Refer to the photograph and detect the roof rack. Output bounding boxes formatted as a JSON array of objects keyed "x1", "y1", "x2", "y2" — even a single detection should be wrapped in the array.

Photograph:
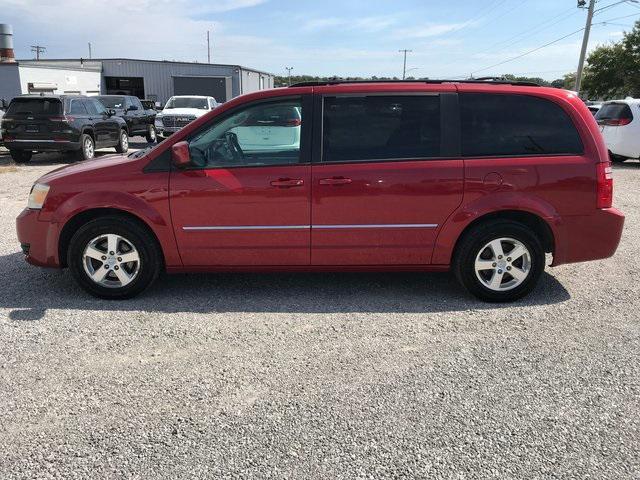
[{"x1": 289, "y1": 78, "x2": 541, "y2": 87}]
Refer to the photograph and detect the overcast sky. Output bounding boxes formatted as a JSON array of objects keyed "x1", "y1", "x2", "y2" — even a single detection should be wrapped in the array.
[{"x1": 3, "y1": 0, "x2": 639, "y2": 80}]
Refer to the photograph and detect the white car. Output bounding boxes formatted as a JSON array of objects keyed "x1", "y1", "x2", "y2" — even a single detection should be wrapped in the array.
[
  {"x1": 156, "y1": 95, "x2": 219, "y2": 140},
  {"x1": 229, "y1": 104, "x2": 301, "y2": 152},
  {"x1": 596, "y1": 98, "x2": 640, "y2": 162}
]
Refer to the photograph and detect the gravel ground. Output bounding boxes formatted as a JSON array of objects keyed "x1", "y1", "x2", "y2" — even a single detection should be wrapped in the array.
[{"x1": 0, "y1": 144, "x2": 638, "y2": 479}]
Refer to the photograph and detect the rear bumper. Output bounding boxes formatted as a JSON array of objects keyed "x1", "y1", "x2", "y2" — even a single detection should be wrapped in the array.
[
  {"x1": 552, "y1": 208, "x2": 625, "y2": 266},
  {"x1": 4, "y1": 139, "x2": 80, "y2": 152},
  {"x1": 16, "y1": 208, "x2": 60, "y2": 268}
]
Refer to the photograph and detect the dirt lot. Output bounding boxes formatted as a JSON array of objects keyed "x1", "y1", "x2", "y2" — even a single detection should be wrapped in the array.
[{"x1": 0, "y1": 145, "x2": 638, "y2": 479}]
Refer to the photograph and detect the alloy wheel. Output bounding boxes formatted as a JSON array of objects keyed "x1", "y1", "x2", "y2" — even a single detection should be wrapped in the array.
[
  {"x1": 474, "y1": 237, "x2": 532, "y2": 291},
  {"x1": 82, "y1": 234, "x2": 140, "y2": 288}
]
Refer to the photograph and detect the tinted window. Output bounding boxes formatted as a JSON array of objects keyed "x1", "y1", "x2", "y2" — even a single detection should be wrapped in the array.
[
  {"x1": 188, "y1": 99, "x2": 302, "y2": 168},
  {"x1": 7, "y1": 98, "x2": 62, "y2": 115},
  {"x1": 97, "y1": 96, "x2": 126, "y2": 109},
  {"x1": 323, "y1": 95, "x2": 440, "y2": 162},
  {"x1": 69, "y1": 99, "x2": 87, "y2": 115},
  {"x1": 595, "y1": 103, "x2": 633, "y2": 121},
  {"x1": 461, "y1": 93, "x2": 583, "y2": 157}
]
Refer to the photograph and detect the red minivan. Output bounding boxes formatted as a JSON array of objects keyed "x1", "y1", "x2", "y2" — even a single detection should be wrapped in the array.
[{"x1": 16, "y1": 80, "x2": 625, "y2": 302}]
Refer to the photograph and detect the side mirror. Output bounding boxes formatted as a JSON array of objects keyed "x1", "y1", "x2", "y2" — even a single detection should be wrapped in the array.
[
  {"x1": 127, "y1": 105, "x2": 139, "y2": 111},
  {"x1": 171, "y1": 141, "x2": 191, "y2": 168},
  {"x1": 107, "y1": 109, "x2": 116, "y2": 117}
]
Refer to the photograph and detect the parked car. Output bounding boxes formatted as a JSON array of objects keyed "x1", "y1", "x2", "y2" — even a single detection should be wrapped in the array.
[
  {"x1": 156, "y1": 95, "x2": 218, "y2": 140},
  {"x1": 96, "y1": 95, "x2": 157, "y2": 143},
  {"x1": 587, "y1": 104, "x2": 602, "y2": 116},
  {"x1": 595, "y1": 98, "x2": 640, "y2": 162},
  {"x1": 2, "y1": 95, "x2": 129, "y2": 162},
  {"x1": 16, "y1": 80, "x2": 624, "y2": 302}
]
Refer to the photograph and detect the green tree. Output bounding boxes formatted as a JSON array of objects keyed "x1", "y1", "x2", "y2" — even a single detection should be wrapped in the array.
[{"x1": 582, "y1": 20, "x2": 640, "y2": 99}]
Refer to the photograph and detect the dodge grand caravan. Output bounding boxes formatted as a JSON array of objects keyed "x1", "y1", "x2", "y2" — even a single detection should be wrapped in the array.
[{"x1": 16, "y1": 80, "x2": 625, "y2": 302}]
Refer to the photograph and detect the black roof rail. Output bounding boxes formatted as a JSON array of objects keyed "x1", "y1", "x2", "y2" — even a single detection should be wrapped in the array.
[{"x1": 289, "y1": 78, "x2": 541, "y2": 87}]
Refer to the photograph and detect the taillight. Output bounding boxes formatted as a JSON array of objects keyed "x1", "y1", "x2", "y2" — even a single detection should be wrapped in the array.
[
  {"x1": 596, "y1": 162, "x2": 613, "y2": 209},
  {"x1": 285, "y1": 118, "x2": 302, "y2": 126},
  {"x1": 600, "y1": 118, "x2": 632, "y2": 126}
]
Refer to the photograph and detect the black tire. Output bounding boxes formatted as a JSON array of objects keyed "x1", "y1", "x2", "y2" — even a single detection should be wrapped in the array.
[
  {"x1": 76, "y1": 133, "x2": 95, "y2": 161},
  {"x1": 67, "y1": 216, "x2": 162, "y2": 299},
  {"x1": 146, "y1": 125, "x2": 157, "y2": 143},
  {"x1": 9, "y1": 149, "x2": 32, "y2": 163},
  {"x1": 115, "y1": 129, "x2": 129, "y2": 154},
  {"x1": 453, "y1": 220, "x2": 545, "y2": 302}
]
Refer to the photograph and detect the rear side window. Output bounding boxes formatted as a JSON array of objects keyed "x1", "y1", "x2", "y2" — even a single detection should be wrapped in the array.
[
  {"x1": 7, "y1": 98, "x2": 62, "y2": 115},
  {"x1": 461, "y1": 93, "x2": 583, "y2": 157},
  {"x1": 322, "y1": 95, "x2": 441, "y2": 162},
  {"x1": 69, "y1": 99, "x2": 87, "y2": 115},
  {"x1": 595, "y1": 103, "x2": 633, "y2": 122}
]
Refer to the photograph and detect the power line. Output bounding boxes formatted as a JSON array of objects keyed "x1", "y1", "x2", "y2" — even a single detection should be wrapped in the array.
[{"x1": 466, "y1": 27, "x2": 586, "y2": 76}]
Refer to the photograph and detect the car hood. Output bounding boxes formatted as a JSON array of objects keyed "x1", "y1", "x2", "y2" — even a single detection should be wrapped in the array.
[
  {"x1": 38, "y1": 154, "x2": 137, "y2": 185},
  {"x1": 160, "y1": 108, "x2": 208, "y2": 117}
]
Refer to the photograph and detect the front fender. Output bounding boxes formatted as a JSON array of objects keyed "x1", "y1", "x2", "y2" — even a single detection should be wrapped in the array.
[
  {"x1": 46, "y1": 190, "x2": 182, "y2": 268},
  {"x1": 431, "y1": 191, "x2": 562, "y2": 265}
]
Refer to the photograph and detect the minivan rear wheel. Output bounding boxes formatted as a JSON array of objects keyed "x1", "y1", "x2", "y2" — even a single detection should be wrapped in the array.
[
  {"x1": 454, "y1": 220, "x2": 545, "y2": 302},
  {"x1": 9, "y1": 149, "x2": 32, "y2": 163},
  {"x1": 67, "y1": 216, "x2": 162, "y2": 299}
]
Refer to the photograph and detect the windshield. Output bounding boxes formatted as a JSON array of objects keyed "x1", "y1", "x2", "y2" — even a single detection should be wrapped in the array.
[
  {"x1": 97, "y1": 96, "x2": 127, "y2": 109},
  {"x1": 7, "y1": 98, "x2": 62, "y2": 115},
  {"x1": 165, "y1": 97, "x2": 208, "y2": 109}
]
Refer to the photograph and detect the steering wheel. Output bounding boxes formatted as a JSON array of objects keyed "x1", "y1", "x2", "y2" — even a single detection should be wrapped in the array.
[{"x1": 224, "y1": 131, "x2": 245, "y2": 164}]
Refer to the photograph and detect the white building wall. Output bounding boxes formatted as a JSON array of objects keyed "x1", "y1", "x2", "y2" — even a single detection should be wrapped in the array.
[{"x1": 17, "y1": 65, "x2": 101, "y2": 95}]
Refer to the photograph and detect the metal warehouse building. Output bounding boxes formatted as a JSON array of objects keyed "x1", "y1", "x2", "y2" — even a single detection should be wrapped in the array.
[{"x1": 0, "y1": 58, "x2": 274, "y2": 104}]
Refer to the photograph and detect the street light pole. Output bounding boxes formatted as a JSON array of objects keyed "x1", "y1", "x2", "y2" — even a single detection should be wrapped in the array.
[
  {"x1": 575, "y1": 0, "x2": 595, "y2": 94},
  {"x1": 285, "y1": 66, "x2": 293, "y2": 86},
  {"x1": 399, "y1": 49, "x2": 412, "y2": 80}
]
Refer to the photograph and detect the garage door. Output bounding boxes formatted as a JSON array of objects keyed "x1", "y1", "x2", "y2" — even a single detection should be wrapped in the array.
[{"x1": 172, "y1": 76, "x2": 230, "y2": 102}]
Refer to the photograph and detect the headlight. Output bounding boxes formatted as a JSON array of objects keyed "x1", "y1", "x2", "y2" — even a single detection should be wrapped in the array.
[{"x1": 27, "y1": 183, "x2": 50, "y2": 210}]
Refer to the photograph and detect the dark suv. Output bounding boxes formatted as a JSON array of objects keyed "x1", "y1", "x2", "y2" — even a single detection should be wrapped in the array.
[
  {"x1": 2, "y1": 95, "x2": 129, "y2": 162},
  {"x1": 96, "y1": 95, "x2": 157, "y2": 143}
]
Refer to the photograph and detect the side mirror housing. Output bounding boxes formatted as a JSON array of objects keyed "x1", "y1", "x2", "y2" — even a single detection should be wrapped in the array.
[
  {"x1": 171, "y1": 141, "x2": 191, "y2": 168},
  {"x1": 127, "y1": 105, "x2": 139, "y2": 111},
  {"x1": 107, "y1": 109, "x2": 116, "y2": 117}
]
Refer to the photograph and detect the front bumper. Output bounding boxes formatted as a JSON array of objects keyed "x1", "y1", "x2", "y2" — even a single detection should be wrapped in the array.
[
  {"x1": 4, "y1": 139, "x2": 80, "y2": 152},
  {"x1": 16, "y1": 208, "x2": 60, "y2": 268},
  {"x1": 552, "y1": 207, "x2": 625, "y2": 266}
]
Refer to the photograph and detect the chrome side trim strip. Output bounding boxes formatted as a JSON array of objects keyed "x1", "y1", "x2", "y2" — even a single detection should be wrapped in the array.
[
  {"x1": 183, "y1": 225, "x2": 310, "y2": 231},
  {"x1": 314, "y1": 224, "x2": 438, "y2": 229},
  {"x1": 6, "y1": 139, "x2": 69, "y2": 143},
  {"x1": 182, "y1": 224, "x2": 438, "y2": 231}
]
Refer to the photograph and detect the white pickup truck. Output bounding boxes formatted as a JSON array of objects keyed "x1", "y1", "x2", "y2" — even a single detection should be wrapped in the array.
[{"x1": 155, "y1": 95, "x2": 219, "y2": 140}]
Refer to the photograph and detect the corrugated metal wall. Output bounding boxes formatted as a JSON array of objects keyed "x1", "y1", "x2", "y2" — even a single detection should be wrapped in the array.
[{"x1": 101, "y1": 60, "x2": 272, "y2": 103}]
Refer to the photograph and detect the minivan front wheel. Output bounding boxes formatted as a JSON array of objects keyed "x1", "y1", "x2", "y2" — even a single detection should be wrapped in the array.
[
  {"x1": 67, "y1": 216, "x2": 162, "y2": 299},
  {"x1": 454, "y1": 220, "x2": 545, "y2": 302}
]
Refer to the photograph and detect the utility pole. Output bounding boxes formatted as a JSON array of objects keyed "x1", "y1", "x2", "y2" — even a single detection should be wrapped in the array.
[
  {"x1": 285, "y1": 66, "x2": 293, "y2": 86},
  {"x1": 207, "y1": 30, "x2": 211, "y2": 63},
  {"x1": 30, "y1": 44, "x2": 46, "y2": 60},
  {"x1": 575, "y1": 0, "x2": 595, "y2": 94},
  {"x1": 88, "y1": 42, "x2": 92, "y2": 59},
  {"x1": 399, "y1": 49, "x2": 412, "y2": 80}
]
